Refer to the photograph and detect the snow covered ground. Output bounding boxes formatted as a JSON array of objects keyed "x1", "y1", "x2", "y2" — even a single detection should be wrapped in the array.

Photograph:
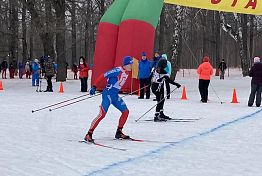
[{"x1": 0, "y1": 69, "x2": 261, "y2": 176}]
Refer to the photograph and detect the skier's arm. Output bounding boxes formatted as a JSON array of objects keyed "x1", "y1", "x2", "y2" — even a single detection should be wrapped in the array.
[
  {"x1": 93, "y1": 67, "x2": 121, "y2": 87},
  {"x1": 165, "y1": 76, "x2": 181, "y2": 88},
  {"x1": 90, "y1": 73, "x2": 105, "y2": 95},
  {"x1": 92, "y1": 74, "x2": 105, "y2": 88}
]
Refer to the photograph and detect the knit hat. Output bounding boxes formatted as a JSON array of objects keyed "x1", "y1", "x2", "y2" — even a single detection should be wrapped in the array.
[
  {"x1": 161, "y1": 54, "x2": 168, "y2": 60},
  {"x1": 141, "y1": 52, "x2": 146, "y2": 56},
  {"x1": 203, "y1": 56, "x2": 210, "y2": 62},
  {"x1": 157, "y1": 59, "x2": 167, "y2": 69},
  {"x1": 123, "y1": 56, "x2": 133, "y2": 66},
  {"x1": 254, "y1": 57, "x2": 260, "y2": 63}
]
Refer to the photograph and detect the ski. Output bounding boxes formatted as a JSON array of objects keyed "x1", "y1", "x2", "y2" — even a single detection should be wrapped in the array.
[
  {"x1": 138, "y1": 118, "x2": 201, "y2": 122},
  {"x1": 108, "y1": 138, "x2": 175, "y2": 144},
  {"x1": 78, "y1": 140, "x2": 127, "y2": 151},
  {"x1": 114, "y1": 138, "x2": 144, "y2": 142}
]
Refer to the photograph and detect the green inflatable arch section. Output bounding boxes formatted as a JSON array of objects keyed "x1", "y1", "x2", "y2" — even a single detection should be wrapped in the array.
[
  {"x1": 121, "y1": 0, "x2": 164, "y2": 28},
  {"x1": 100, "y1": 0, "x2": 130, "y2": 25}
]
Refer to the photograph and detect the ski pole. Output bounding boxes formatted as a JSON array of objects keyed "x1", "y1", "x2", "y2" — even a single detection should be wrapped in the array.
[
  {"x1": 49, "y1": 93, "x2": 102, "y2": 112},
  {"x1": 33, "y1": 84, "x2": 150, "y2": 113},
  {"x1": 32, "y1": 91, "x2": 91, "y2": 113},
  {"x1": 135, "y1": 87, "x2": 179, "y2": 122},
  {"x1": 210, "y1": 84, "x2": 224, "y2": 104},
  {"x1": 121, "y1": 84, "x2": 151, "y2": 98}
]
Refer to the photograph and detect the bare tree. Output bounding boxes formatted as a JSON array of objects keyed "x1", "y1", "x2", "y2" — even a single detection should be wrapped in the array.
[
  {"x1": 9, "y1": 0, "x2": 19, "y2": 62},
  {"x1": 53, "y1": 0, "x2": 66, "y2": 81},
  {"x1": 22, "y1": 2, "x2": 28, "y2": 63}
]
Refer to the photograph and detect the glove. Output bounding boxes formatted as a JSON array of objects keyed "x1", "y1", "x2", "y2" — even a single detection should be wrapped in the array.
[
  {"x1": 157, "y1": 76, "x2": 168, "y2": 82},
  {"x1": 175, "y1": 83, "x2": 181, "y2": 88},
  {"x1": 89, "y1": 86, "x2": 96, "y2": 95}
]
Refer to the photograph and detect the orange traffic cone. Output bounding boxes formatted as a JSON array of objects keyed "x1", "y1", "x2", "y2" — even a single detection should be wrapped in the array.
[
  {"x1": 59, "y1": 82, "x2": 64, "y2": 93},
  {"x1": 0, "y1": 80, "x2": 3, "y2": 90},
  {"x1": 181, "y1": 86, "x2": 187, "y2": 100},
  {"x1": 231, "y1": 88, "x2": 239, "y2": 103}
]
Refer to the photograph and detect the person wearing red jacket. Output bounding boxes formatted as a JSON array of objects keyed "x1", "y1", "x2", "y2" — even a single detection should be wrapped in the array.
[
  {"x1": 79, "y1": 56, "x2": 89, "y2": 92},
  {"x1": 197, "y1": 56, "x2": 214, "y2": 103}
]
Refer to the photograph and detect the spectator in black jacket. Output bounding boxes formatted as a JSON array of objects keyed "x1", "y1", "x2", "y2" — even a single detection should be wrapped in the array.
[
  {"x1": 1, "y1": 59, "x2": 8, "y2": 79},
  {"x1": 248, "y1": 57, "x2": 262, "y2": 107},
  {"x1": 9, "y1": 61, "x2": 15, "y2": 79},
  {"x1": 218, "y1": 59, "x2": 227, "y2": 80},
  {"x1": 44, "y1": 56, "x2": 55, "y2": 92}
]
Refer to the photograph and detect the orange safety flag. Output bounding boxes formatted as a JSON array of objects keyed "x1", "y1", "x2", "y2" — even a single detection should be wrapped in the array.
[
  {"x1": 132, "y1": 57, "x2": 139, "y2": 79},
  {"x1": 164, "y1": 0, "x2": 262, "y2": 15}
]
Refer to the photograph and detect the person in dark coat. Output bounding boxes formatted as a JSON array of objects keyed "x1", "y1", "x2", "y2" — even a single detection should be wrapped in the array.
[
  {"x1": 1, "y1": 59, "x2": 8, "y2": 79},
  {"x1": 138, "y1": 52, "x2": 152, "y2": 99},
  {"x1": 12, "y1": 59, "x2": 18, "y2": 76},
  {"x1": 44, "y1": 55, "x2": 55, "y2": 92},
  {"x1": 72, "y1": 63, "x2": 78, "y2": 80},
  {"x1": 218, "y1": 59, "x2": 227, "y2": 80},
  {"x1": 9, "y1": 61, "x2": 15, "y2": 79},
  {"x1": 18, "y1": 62, "x2": 25, "y2": 79},
  {"x1": 248, "y1": 57, "x2": 262, "y2": 107}
]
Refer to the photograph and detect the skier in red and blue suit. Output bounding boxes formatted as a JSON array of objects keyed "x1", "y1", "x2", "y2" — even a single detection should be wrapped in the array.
[{"x1": 84, "y1": 56, "x2": 133, "y2": 142}]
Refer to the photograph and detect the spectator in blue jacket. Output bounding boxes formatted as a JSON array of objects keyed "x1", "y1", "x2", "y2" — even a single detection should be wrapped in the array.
[
  {"x1": 32, "y1": 59, "x2": 40, "y2": 86},
  {"x1": 138, "y1": 52, "x2": 152, "y2": 99},
  {"x1": 18, "y1": 62, "x2": 25, "y2": 79},
  {"x1": 162, "y1": 54, "x2": 172, "y2": 99}
]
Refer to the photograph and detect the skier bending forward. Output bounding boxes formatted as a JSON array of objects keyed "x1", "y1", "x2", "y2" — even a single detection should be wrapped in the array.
[
  {"x1": 84, "y1": 56, "x2": 133, "y2": 142},
  {"x1": 151, "y1": 59, "x2": 181, "y2": 122}
]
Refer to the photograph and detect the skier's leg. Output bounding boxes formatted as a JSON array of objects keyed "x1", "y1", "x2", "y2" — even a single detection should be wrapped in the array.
[
  {"x1": 112, "y1": 95, "x2": 130, "y2": 139},
  {"x1": 113, "y1": 95, "x2": 128, "y2": 128},
  {"x1": 88, "y1": 92, "x2": 111, "y2": 133},
  {"x1": 165, "y1": 79, "x2": 170, "y2": 99},
  {"x1": 85, "y1": 92, "x2": 111, "y2": 142}
]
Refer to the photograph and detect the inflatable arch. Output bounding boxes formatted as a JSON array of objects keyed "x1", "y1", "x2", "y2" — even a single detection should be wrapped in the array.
[{"x1": 92, "y1": 0, "x2": 261, "y2": 93}]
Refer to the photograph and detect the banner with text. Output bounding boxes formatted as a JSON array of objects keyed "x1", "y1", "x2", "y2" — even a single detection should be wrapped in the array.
[{"x1": 164, "y1": 0, "x2": 261, "y2": 15}]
